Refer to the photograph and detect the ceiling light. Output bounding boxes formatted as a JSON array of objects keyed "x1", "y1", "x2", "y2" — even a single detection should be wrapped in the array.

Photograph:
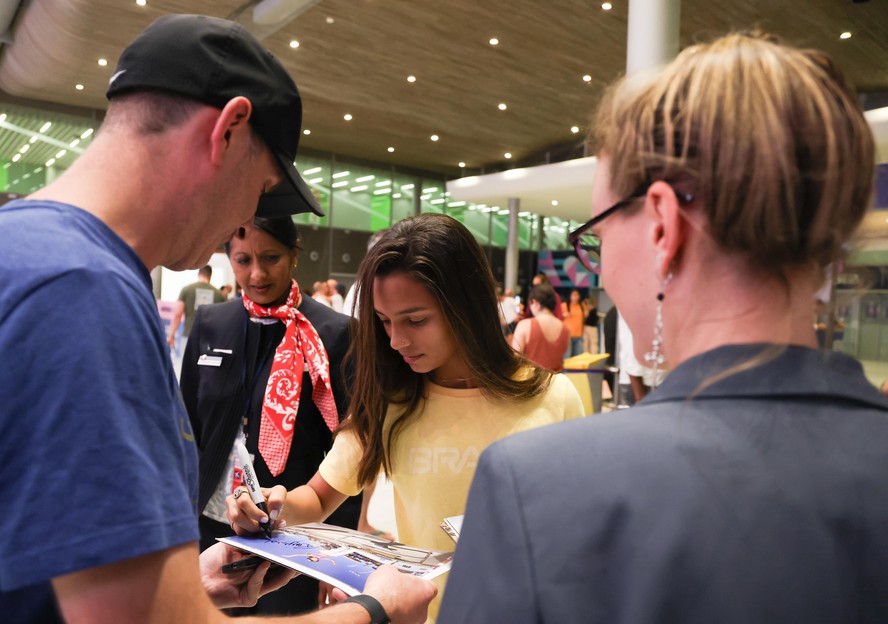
[
  {"x1": 498, "y1": 103, "x2": 507, "y2": 111},
  {"x1": 56, "y1": 150, "x2": 67, "y2": 159},
  {"x1": 28, "y1": 136, "x2": 38, "y2": 144},
  {"x1": 601, "y1": 2, "x2": 613, "y2": 10},
  {"x1": 387, "y1": 147, "x2": 395, "y2": 153},
  {"x1": 420, "y1": 194, "x2": 431, "y2": 200},
  {"x1": 458, "y1": 162, "x2": 466, "y2": 168},
  {"x1": 571, "y1": 126, "x2": 580, "y2": 133},
  {"x1": 448, "y1": 201, "x2": 466, "y2": 208},
  {"x1": 423, "y1": 187, "x2": 439, "y2": 193},
  {"x1": 407, "y1": 75, "x2": 416, "y2": 83},
  {"x1": 840, "y1": 31, "x2": 852, "y2": 39},
  {"x1": 356, "y1": 175, "x2": 375, "y2": 182},
  {"x1": 489, "y1": 37, "x2": 499, "y2": 45},
  {"x1": 75, "y1": 84, "x2": 84, "y2": 90},
  {"x1": 308, "y1": 177, "x2": 323, "y2": 184},
  {"x1": 0, "y1": 114, "x2": 5, "y2": 122},
  {"x1": 375, "y1": 180, "x2": 392, "y2": 187},
  {"x1": 289, "y1": 40, "x2": 300, "y2": 48},
  {"x1": 431, "y1": 199, "x2": 446, "y2": 205},
  {"x1": 46, "y1": 158, "x2": 55, "y2": 167},
  {"x1": 332, "y1": 181, "x2": 348, "y2": 188},
  {"x1": 392, "y1": 193, "x2": 402, "y2": 199},
  {"x1": 12, "y1": 153, "x2": 20, "y2": 162},
  {"x1": 39, "y1": 122, "x2": 51, "y2": 133},
  {"x1": 81, "y1": 129, "x2": 94, "y2": 139},
  {"x1": 303, "y1": 129, "x2": 311, "y2": 135},
  {"x1": 19, "y1": 144, "x2": 29, "y2": 153},
  {"x1": 551, "y1": 200, "x2": 559, "y2": 206},
  {"x1": 326, "y1": 16, "x2": 335, "y2": 24},
  {"x1": 135, "y1": 0, "x2": 146, "y2": 5},
  {"x1": 303, "y1": 167, "x2": 322, "y2": 175},
  {"x1": 98, "y1": 58, "x2": 108, "y2": 66},
  {"x1": 504, "y1": 152, "x2": 512, "y2": 159},
  {"x1": 350, "y1": 185, "x2": 368, "y2": 192},
  {"x1": 583, "y1": 74, "x2": 592, "y2": 82},
  {"x1": 373, "y1": 188, "x2": 392, "y2": 195},
  {"x1": 401, "y1": 184, "x2": 414, "y2": 190},
  {"x1": 332, "y1": 171, "x2": 350, "y2": 178},
  {"x1": 430, "y1": 134, "x2": 439, "y2": 141},
  {"x1": 497, "y1": 209, "x2": 510, "y2": 215},
  {"x1": 343, "y1": 114, "x2": 353, "y2": 121}
]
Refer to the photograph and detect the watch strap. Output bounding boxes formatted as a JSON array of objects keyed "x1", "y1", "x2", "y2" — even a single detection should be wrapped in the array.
[{"x1": 342, "y1": 594, "x2": 391, "y2": 624}]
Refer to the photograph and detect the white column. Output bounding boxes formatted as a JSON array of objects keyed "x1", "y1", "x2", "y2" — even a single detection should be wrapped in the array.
[
  {"x1": 505, "y1": 198, "x2": 520, "y2": 292},
  {"x1": 626, "y1": 0, "x2": 681, "y2": 75}
]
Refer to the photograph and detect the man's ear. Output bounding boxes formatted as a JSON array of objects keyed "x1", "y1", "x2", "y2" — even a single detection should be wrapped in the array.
[
  {"x1": 209, "y1": 96, "x2": 253, "y2": 167},
  {"x1": 647, "y1": 180, "x2": 686, "y2": 279}
]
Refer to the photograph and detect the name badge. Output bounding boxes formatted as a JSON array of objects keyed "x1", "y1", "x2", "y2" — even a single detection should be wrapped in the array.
[{"x1": 198, "y1": 354, "x2": 223, "y2": 367}]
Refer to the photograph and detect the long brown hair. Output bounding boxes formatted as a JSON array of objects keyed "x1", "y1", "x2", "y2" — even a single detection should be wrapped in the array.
[{"x1": 342, "y1": 213, "x2": 552, "y2": 486}]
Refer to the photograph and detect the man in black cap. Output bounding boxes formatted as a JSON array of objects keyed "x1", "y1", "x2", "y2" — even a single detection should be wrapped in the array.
[{"x1": 0, "y1": 14, "x2": 434, "y2": 624}]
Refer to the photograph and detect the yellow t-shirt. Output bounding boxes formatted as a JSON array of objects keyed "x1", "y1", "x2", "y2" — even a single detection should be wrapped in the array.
[{"x1": 319, "y1": 372, "x2": 585, "y2": 620}]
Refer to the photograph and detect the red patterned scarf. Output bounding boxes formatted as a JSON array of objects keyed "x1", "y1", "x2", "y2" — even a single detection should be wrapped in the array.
[{"x1": 242, "y1": 280, "x2": 339, "y2": 476}]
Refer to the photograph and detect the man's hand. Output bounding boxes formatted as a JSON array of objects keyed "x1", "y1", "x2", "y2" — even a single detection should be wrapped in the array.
[
  {"x1": 199, "y1": 542, "x2": 296, "y2": 608},
  {"x1": 331, "y1": 565, "x2": 437, "y2": 624}
]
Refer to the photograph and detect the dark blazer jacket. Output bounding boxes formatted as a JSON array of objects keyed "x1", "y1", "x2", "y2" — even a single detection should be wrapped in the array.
[
  {"x1": 180, "y1": 295, "x2": 360, "y2": 524},
  {"x1": 440, "y1": 345, "x2": 888, "y2": 624}
]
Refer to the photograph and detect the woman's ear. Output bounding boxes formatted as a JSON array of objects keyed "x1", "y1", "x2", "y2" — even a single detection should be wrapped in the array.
[{"x1": 647, "y1": 181, "x2": 686, "y2": 279}]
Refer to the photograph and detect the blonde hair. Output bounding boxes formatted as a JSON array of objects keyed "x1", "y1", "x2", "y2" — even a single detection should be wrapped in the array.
[{"x1": 595, "y1": 33, "x2": 875, "y2": 274}]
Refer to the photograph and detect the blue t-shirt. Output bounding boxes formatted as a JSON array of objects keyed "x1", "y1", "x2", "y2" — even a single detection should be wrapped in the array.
[{"x1": 0, "y1": 200, "x2": 199, "y2": 621}]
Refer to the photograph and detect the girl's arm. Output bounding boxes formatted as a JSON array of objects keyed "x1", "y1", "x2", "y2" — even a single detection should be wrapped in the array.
[
  {"x1": 226, "y1": 471, "x2": 349, "y2": 535},
  {"x1": 511, "y1": 320, "x2": 529, "y2": 353}
]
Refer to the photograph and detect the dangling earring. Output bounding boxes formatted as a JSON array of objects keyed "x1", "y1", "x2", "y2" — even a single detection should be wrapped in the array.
[{"x1": 644, "y1": 271, "x2": 672, "y2": 384}]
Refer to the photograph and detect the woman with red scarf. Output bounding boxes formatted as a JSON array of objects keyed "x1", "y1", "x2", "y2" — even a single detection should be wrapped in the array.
[{"x1": 179, "y1": 216, "x2": 362, "y2": 616}]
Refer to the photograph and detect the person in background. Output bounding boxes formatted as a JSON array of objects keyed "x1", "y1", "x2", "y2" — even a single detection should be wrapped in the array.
[
  {"x1": 311, "y1": 280, "x2": 332, "y2": 307},
  {"x1": 220, "y1": 284, "x2": 233, "y2": 300},
  {"x1": 560, "y1": 288, "x2": 586, "y2": 357},
  {"x1": 583, "y1": 295, "x2": 599, "y2": 354},
  {"x1": 440, "y1": 32, "x2": 888, "y2": 623},
  {"x1": 343, "y1": 229, "x2": 388, "y2": 318},
  {"x1": 531, "y1": 272, "x2": 564, "y2": 319},
  {"x1": 168, "y1": 264, "x2": 225, "y2": 348},
  {"x1": 511, "y1": 283, "x2": 570, "y2": 371},
  {"x1": 497, "y1": 287, "x2": 521, "y2": 337},
  {"x1": 180, "y1": 216, "x2": 364, "y2": 616},
  {"x1": 228, "y1": 214, "x2": 585, "y2": 622},
  {"x1": 327, "y1": 278, "x2": 345, "y2": 313},
  {"x1": 0, "y1": 14, "x2": 435, "y2": 624}
]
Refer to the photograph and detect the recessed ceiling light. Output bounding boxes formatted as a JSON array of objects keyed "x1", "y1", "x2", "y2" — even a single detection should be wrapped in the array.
[
  {"x1": 407, "y1": 75, "x2": 417, "y2": 83},
  {"x1": 583, "y1": 74, "x2": 592, "y2": 82},
  {"x1": 601, "y1": 2, "x2": 613, "y2": 10},
  {"x1": 551, "y1": 200, "x2": 559, "y2": 206},
  {"x1": 40, "y1": 122, "x2": 51, "y2": 132},
  {"x1": 75, "y1": 84, "x2": 84, "y2": 90},
  {"x1": 387, "y1": 147, "x2": 395, "y2": 153},
  {"x1": 98, "y1": 58, "x2": 108, "y2": 66},
  {"x1": 289, "y1": 40, "x2": 300, "y2": 49},
  {"x1": 571, "y1": 126, "x2": 580, "y2": 133},
  {"x1": 504, "y1": 152, "x2": 512, "y2": 159},
  {"x1": 840, "y1": 31, "x2": 852, "y2": 40},
  {"x1": 489, "y1": 37, "x2": 499, "y2": 46},
  {"x1": 326, "y1": 16, "x2": 335, "y2": 24},
  {"x1": 343, "y1": 114, "x2": 353, "y2": 121},
  {"x1": 303, "y1": 129, "x2": 311, "y2": 135},
  {"x1": 135, "y1": 0, "x2": 146, "y2": 6},
  {"x1": 498, "y1": 103, "x2": 507, "y2": 111},
  {"x1": 458, "y1": 161, "x2": 466, "y2": 168},
  {"x1": 430, "y1": 134, "x2": 439, "y2": 142}
]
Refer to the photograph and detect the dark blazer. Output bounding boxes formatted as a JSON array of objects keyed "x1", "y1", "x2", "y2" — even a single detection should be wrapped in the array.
[
  {"x1": 180, "y1": 294, "x2": 360, "y2": 522},
  {"x1": 440, "y1": 345, "x2": 888, "y2": 624}
]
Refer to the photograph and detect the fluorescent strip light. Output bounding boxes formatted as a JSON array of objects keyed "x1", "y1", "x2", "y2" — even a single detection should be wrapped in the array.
[
  {"x1": 303, "y1": 166, "x2": 322, "y2": 175},
  {"x1": 332, "y1": 181, "x2": 348, "y2": 188},
  {"x1": 355, "y1": 175, "x2": 375, "y2": 182},
  {"x1": 332, "y1": 171, "x2": 350, "y2": 178},
  {"x1": 350, "y1": 185, "x2": 368, "y2": 192}
]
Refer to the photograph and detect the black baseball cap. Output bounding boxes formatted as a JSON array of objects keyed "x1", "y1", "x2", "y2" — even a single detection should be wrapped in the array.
[{"x1": 106, "y1": 14, "x2": 323, "y2": 217}]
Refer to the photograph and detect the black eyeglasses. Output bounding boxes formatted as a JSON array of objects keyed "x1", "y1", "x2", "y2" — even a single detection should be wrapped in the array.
[{"x1": 568, "y1": 183, "x2": 693, "y2": 273}]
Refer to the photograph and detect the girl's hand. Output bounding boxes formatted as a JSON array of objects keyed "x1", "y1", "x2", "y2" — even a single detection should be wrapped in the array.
[{"x1": 225, "y1": 484, "x2": 288, "y2": 535}]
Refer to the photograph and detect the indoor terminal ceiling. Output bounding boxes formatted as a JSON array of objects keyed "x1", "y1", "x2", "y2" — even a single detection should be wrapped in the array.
[{"x1": 0, "y1": 0, "x2": 886, "y2": 178}]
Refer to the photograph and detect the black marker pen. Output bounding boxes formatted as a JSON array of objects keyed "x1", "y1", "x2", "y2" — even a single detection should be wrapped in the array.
[{"x1": 235, "y1": 441, "x2": 274, "y2": 539}]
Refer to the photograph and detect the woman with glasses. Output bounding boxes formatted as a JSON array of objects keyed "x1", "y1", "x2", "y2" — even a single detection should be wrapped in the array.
[{"x1": 439, "y1": 33, "x2": 888, "y2": 623}]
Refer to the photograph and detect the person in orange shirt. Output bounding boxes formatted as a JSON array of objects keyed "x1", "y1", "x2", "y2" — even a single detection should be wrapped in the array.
[{"x1": 561, "y1": 289, "x2": 587, "y2": 357}]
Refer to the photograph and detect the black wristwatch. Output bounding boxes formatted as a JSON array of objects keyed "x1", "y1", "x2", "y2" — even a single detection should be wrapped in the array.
[{"x1": 342, "y1": 594, "x2": 391, "y2": 624}]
